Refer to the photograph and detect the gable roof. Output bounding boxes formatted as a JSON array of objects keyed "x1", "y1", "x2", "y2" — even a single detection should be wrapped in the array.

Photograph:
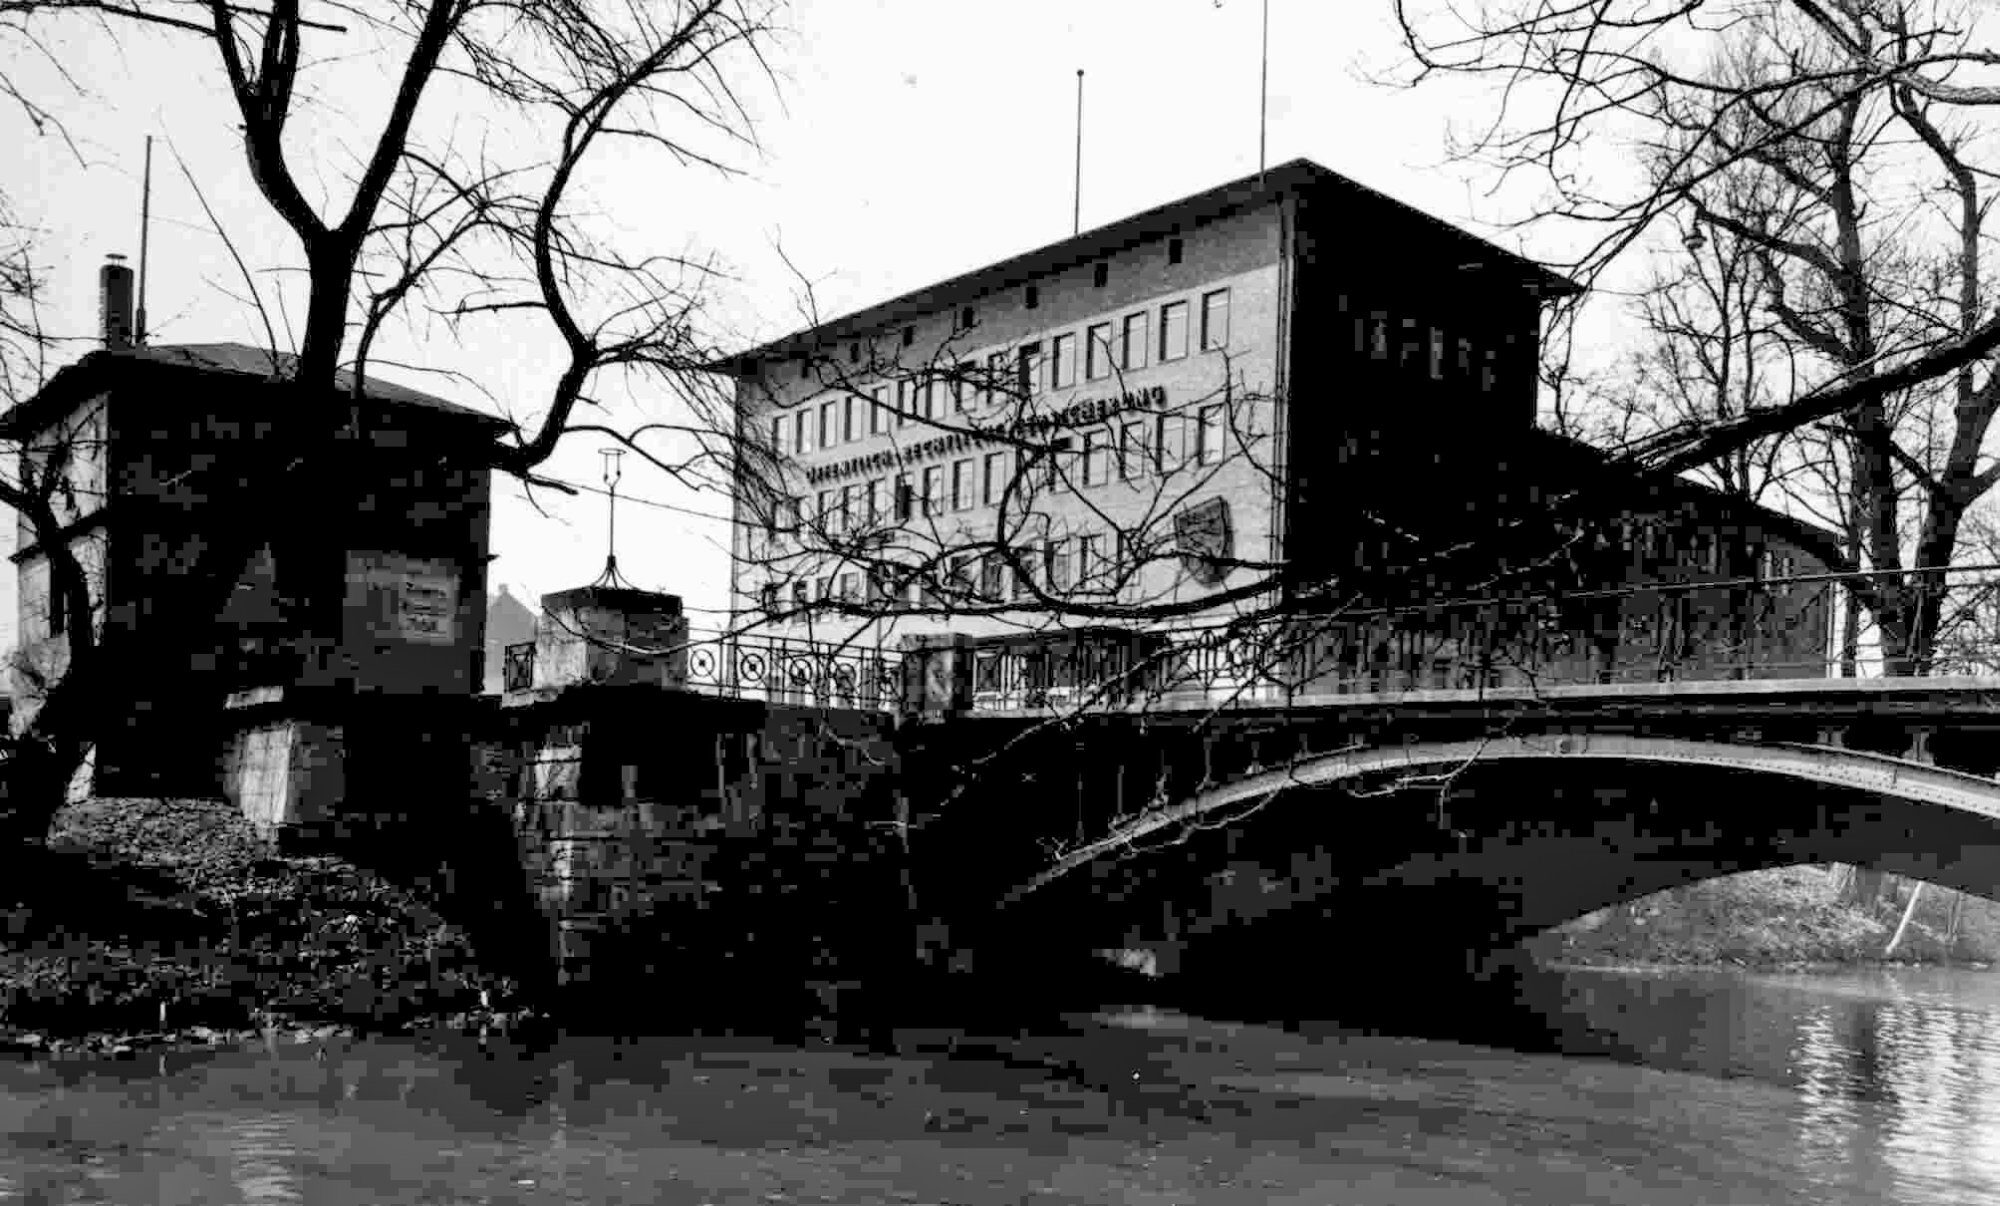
[
  {"x1": 0, "y1": 342, "x2": 513, "y2": 439},
  {"x1": 710, "y1": 157, "x2": 1581, "y2": 376}
]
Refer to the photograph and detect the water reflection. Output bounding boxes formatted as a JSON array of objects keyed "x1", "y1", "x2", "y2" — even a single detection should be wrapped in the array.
[
  {"x1": 1559, "y1": 968, "x2": 2000, "y2": 1205},
  {"x1": 5, "y1": 969, "x2": 2000, "y2": 1204},
  {"x1": 222, "y1": 1113, "x2": 304, "y2": 1206}
]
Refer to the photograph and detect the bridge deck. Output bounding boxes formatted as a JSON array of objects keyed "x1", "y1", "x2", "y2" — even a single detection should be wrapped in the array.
[{"x1": 967, "y1": 675, "x2": 2000, "y2": 721}]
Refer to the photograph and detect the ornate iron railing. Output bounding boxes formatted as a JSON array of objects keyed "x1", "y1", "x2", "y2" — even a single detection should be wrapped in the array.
[
  {"x1": 501, "y1": 577, "x2": 1839, "y2": 713},
  {"x1": 683, "y1": 629, "x2": 902, "y2": 709}
]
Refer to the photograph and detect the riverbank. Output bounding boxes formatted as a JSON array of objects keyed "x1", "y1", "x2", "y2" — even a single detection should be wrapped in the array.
[
  {"x1": 1524, "y1": 864, "x2": 2000, "y2": 971},
  {"x1": 0, "y1": 796, "x2": 538, "y2": 1056}
]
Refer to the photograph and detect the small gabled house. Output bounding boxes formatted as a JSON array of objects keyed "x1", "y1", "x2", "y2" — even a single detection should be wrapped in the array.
[{"x1": 2, "y1": 274, "x2": 506, "y2": 808}]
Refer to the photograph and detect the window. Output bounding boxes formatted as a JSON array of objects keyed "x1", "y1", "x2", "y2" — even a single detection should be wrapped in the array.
[
  {"x1": 793, "y1": 410, "x2": 809, "y2": 453},
  {"x1": 1045, "y1": 437, "x2": 1073, "y2": 491},
  {"x1": 1051, "y1": 332, "x2": 1077, "y2": 389},
  {"x1": 1079, "y1": 533, "x2": 1103, "y2": 588},
  {"x1": 839, "y1": 484, "x2": 856, "y2": 531},
  {"x1": 760, "y1": 583, "x2": 779, "y2": 615},
  {"x1": 866, "y1": 477, "x2": 885, "y2": 526},
  {"x1": 1157, "y1": 413, "x2": 1185, "y2": 471},
  {"x1": 1120, "y1": 420, "x2": 1149, "y2": 478},
  {"x1": 1093, "y1": 262, "x2": 1109, "y2": 288},
  {"x1": 798, "y1": 356, "x2": 810, "y2": 380},
  {"x1": 951, "y1": 458, "x2": 973, "y2": 511},
  {"x1": 1427, "y1": 328, "x2": 1445, "y2": 380},
  {"x1": 921, "y1": 465, "x2": 942, "y2": 515},
  {"x1": 895, "y1": 475, "x2": 914, "y2": 522},
  {"x1": 902, "y1": 325, "x2": 915, "y2": 347},
  {"x1": 819, "y1": 400, "x2": 838, "y2": 447},
  {"x1": 1016, "y1": 342, "x2": 1041, "y2": 397},
  {"x1": 1455, "y1": 338, "x2": 1474, "y2": 380},
  {"x1": 959, "y1": 305, "x2": 976, "y2": 330},
  {"x1": 918, "y1": 377, "x2": 936, "y2": 421},
  {"x1": 1047, "y1": 539, "x2": 1072, "y2": 592},
  {"x1": 1200, "y1": 289, "x2": 1230, "y2": 351},
  {"x1": 815, "y1": 489, "x2": 832, "y2": 529},
  {"x1": 980, "y1": 553, "x2": 1005, "y2": 601},
  {"x1": 1086, "y1": 323, "x2": 1113, "y2": 381},
  {"x1": 870, "y1": 385, "x2": 889, "y2": 434},
  {"x1": 1196, "y1": 404, "x2": 1225, "y2": 465},
  {"x1": 849, "y1": 342, "x2": 860, "y2": 364},
  {"x1": 982, "y1": 451, "x2": 1006, "y2": 506},
  {"x1": 839, "y1": 572, "x2": 859, "y2": 601},
  {"x1": 1159, "y1": 300, "x2": 1189, "y2": 361},
  {"x1": 816, "y1": 576, "x2": 833, "y2": 601},
  {"x1": 1011, "y1": 552, "x2": 1033, "y2": 599},
  {"x1": 953, "y1": 362, "x2": 973, "y2": 412},
  {"x1": 1368, "y1": 312, "x2": 1390, "y2": 360},
  {"x1": 1081, "y1": 428, "x2": 1105, "y2": 487},
  {"x1": 1167, "y1": 237, "x2": 1184, "y2": 265},
  {"x1": 1025, "y1": 284, "x2": 1040, "y2": 309},
  {"x1": 769, "y1": 415, "x2": 782, "y2": 455},
  {"x1": 1397, "y1": 319, "x2": 1423, "y2": 372},
  {"x1": 839, "y1": 396, "x2": 856, "y2": 442},
  {"x1": 897, "y1": 378, "x2": 915, "y2": 426},
  {"x1": 791, "y1": 581, "x2": 808, "y2": 615},
  {"x1": 1122, "y1": 312, "x2": 1149, "y2": 371}
]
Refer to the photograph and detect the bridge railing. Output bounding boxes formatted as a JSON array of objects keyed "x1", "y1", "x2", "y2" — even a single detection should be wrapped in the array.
[
  {"x1": 502, "y1": 630, "x2": 903, "y2": 711},
  {"x1": 500, "y1": 577, "x2": 1840, "y2": 713},
  {"x1": 957, "y1": 578, "x2": 1840, "y2": 711}
]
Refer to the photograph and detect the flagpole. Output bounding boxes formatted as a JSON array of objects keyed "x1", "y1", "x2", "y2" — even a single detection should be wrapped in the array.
[
  {"x1": 1073, "y1": 68, "x2": 1085, "y2": 236},
  {"x1": 1258, "y1": 0, "x2": 1269, "y2": 178}
]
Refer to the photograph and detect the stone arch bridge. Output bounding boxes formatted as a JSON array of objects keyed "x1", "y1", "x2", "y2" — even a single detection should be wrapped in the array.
[{"x1": 891, "y1": 675, "x2": 2000, "y2": 1014}]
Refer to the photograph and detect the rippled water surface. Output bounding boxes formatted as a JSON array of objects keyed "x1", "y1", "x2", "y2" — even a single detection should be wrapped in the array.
[{"x1": 6, "y1": 967, "x2": 2000, "y2": 1204}]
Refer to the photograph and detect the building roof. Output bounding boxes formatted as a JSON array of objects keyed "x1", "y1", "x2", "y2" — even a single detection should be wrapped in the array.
[
  {"x1": 710, "y1": 158, "x2": 1582, "y2": 376},
  {"x1": 0, "y1": 342, "x2": 512, "y2": 439},
  {"x1": 1524, "y1": 427, "x2": 1848, "y2": 567}
]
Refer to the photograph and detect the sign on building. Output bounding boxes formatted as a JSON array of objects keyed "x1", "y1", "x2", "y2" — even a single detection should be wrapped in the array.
[{"x1": 346, "y1": 551, "x2": 459, "y2": 645}]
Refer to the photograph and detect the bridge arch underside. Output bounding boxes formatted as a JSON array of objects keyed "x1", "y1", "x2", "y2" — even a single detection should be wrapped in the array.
[{"x1": 988, "y1": 737, "x2": 2000, "y2": 1014}]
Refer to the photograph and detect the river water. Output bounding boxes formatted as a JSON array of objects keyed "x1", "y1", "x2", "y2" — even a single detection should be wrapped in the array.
[{"x1": 5, "y1": 966, "x2": 2000, "y2": 1204}]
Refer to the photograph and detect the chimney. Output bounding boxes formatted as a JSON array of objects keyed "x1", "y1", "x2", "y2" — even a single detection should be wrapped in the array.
[{"x1": 100, "y1": 254, "x2": 134, "y2": 350}]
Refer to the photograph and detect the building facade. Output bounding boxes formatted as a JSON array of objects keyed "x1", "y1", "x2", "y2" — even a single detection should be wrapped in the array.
[
  {"x1": 3, "y1": 325, "x2": 505, "y2": 799},
  {"x1": 716, "y1": 160, "x2": 1834, "y2": 701}
]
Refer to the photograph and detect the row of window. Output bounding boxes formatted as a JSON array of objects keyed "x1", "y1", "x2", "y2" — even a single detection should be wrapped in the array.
[
  {"x1": 758, "y1": 528, "x2": 1140, "y2": 621},
  {"x1": 753, "y1": 404, "x2": 1234, "y2": 544},
  {"x1": 783, "y1": 237, "x2": 1197, "y2": 379},
  {"x1": 770, "y1": 289, "x2": 1233, "y2": 457},
  {"x1": 1340, "y1": 296, "x2": 1510, "y2": 393}
]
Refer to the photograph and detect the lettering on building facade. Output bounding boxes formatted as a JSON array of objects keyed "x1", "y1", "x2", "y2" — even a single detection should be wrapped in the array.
[{"x1": 800, "y1": 385, "x2": 1168, "y2": 486}]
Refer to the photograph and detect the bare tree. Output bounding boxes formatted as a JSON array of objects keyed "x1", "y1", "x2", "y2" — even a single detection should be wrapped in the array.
[
  {"x1": 1393, "y1": 0, "x2": 2000, "y2": 674},
  {"x1": 0, "y1": 0, "x2": 782, "y2": 840}
]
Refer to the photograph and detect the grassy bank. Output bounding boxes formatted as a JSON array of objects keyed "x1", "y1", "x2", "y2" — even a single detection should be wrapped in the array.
[
  {"x1": 0, "y1": 796, "x2": 535, "y2": 1054},
  {"x1": 1525, "y1": 864, "x2": 2000, "y2": 970}
]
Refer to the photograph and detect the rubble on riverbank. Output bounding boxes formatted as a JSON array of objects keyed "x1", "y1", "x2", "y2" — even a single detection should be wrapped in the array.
[{"x1": 1, "y1": 796, "x2": 537, "y2": 1055}]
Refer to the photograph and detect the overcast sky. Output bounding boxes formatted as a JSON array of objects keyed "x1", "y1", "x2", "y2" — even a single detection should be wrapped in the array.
[{"x1": 5, "y1": 0, "x2": 1600, "y2": 649}]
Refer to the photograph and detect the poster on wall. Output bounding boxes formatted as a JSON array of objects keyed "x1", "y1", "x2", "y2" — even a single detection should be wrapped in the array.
[{"x1": 346, "y1": 552, "x2": 459, "y2": 645}]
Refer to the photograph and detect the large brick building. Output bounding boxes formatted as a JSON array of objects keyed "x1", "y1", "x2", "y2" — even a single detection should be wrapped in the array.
[{"x1": 716, "y1": 159, "x2": 1836, "y2": 688}]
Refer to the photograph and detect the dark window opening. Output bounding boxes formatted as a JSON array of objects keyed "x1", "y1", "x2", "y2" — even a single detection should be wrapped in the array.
[
  {"x1": 849, "y1": 342, "x2": 860, "y2": 363},
  {"x1": 1025, "y1": 285, "x2": 1040, "y2": 310},
  {"x1": 902, "y1": 326, "x2": 915, "y2": 347},
  {"x1": 1167, "y1": 237, "x2": 1184, "y2": 265},
  {"x1": 1093, "y1": 263, "x2": 1108, "y2": 288},
  {"x1": 960, "y1": 306, "x2": 976, "y2": 330},
  {"x1": 797, "y1": 356, "x2": 810, "y2": 380}
]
